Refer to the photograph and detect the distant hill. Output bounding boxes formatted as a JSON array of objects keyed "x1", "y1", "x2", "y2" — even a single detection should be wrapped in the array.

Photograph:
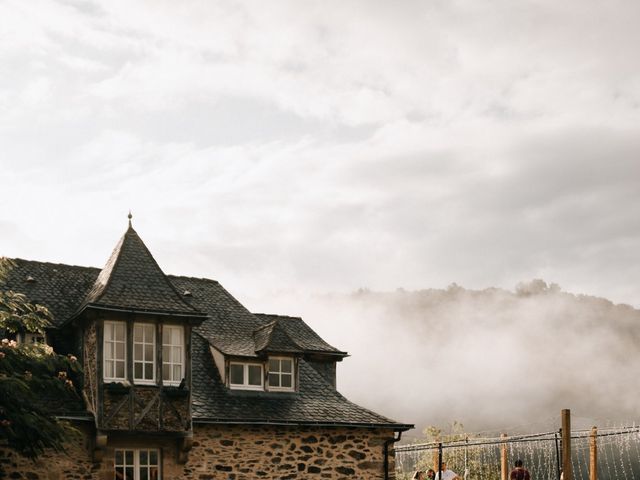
[{"x1": 264, "y1": 280, "x2": 640, "y2": 438}]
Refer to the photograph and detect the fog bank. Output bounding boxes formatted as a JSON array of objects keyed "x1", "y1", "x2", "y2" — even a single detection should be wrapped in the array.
[{"x1": 250, "y1": 280, "x2": 640, "y2": 438}]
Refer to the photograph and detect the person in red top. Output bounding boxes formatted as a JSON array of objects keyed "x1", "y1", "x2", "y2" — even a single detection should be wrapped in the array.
[{"x1": 510, "y1": 459, "x2": 531, "y2": 480}]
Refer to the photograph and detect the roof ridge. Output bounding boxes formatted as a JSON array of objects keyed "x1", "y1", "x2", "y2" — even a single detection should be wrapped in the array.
[
  {"x1": 167, "y1": 274, "x2": 220, "y2": 285},
  {"x1": 7, "y1": 257, "x2": 100, "y2": 271},
  {"x1": 253, "y1": 320, "x2": 277, "y2": 334},
  {"x1": 85, "y1": 232, "x2": 126, "y2": 306},
  {"x1": 253, "y1": 313, "x2": 303, "y2": 321}
]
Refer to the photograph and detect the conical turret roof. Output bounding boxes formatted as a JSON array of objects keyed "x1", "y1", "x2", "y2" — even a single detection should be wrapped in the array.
[{"x1": 81, "y1": 221, "x2": 205, "y2": 317}]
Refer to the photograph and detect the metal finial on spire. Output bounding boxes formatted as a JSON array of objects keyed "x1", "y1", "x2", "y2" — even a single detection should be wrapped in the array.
[{"x1": 128, "y1": 210, "x2": 133, "y2": 228}]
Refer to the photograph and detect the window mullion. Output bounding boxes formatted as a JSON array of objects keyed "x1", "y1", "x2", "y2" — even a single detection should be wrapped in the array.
[{"x1": 134, "y1": 449, "x2": 139, "y2": 480}]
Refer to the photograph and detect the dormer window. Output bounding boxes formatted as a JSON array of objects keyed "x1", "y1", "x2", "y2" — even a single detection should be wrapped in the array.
[
  {"x1": 268, "y1": 357, "x2": 294, "y2": 391},
  {"x1": 229, "y1": 362, "x2": 263, "y2": 390},
  {"x1": 104, "y1": 321, "x2": 127, "y2": 381}
]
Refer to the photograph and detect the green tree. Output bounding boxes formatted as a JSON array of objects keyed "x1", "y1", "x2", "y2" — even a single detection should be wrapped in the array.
[{"x1": 0, "y1": 259, "x2": 83, "y2": 460}]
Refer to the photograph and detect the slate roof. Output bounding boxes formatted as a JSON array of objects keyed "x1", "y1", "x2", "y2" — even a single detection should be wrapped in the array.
[
  {"x1": 0, "y1": 258, "x2": 98, "y2": 327},
  {"x1": 255, "y1": 314, "x2": 347, "y2": 355},
  {"x1": 80, "y1": 225, "x2": 205, "y2": 317},
  {"x1": 253, "y1": 321, "x2": 304, "y2": 354},
  {"x1": 191, "y1": 333, "x2": 410, "y2": 429},
  {"x1": 0, "y1": 225, "x2": 411, "y2": 430}
]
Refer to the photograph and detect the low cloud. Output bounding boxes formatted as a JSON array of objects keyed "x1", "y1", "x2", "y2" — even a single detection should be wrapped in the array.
[{"x1": 253, "y1": 280, "x2": 640, "y2": 438}]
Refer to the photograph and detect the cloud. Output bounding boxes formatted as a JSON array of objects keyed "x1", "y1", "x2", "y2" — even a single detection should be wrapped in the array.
[
  {"x1": 254, "y1": 282, "x2": 640, "y2": 438},
  {"x1": 1, "y1": 0, "x2": 640, "y2": 307}
]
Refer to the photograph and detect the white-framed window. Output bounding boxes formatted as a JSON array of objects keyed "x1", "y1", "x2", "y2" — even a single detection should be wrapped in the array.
[
  {"x1": 104, "y1": 321, "x2": 126, "y2": 381},
  {"x1": 114, "y1": 448, "x2": 160, "y2": 480},
  {"x1": 268, "y1": 357, "x2": 294, "y2": 391},
  {"x1": 133, "y1": 323, "x2": 156, "y2": 384},
  {"x1": 229, "y1": 362, "x2": 263, "y2": 390},
  {"x1": 21, "y1": 332, "x2": 47, "y2": 345},
  {"x1": 162, "y1": 325, "x2": 184, "y2": 386}
]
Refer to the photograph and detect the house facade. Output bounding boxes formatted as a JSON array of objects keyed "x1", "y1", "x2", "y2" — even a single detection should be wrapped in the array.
[{"x1": 0, "y1": 219, "x2": 412, "y2": 479}]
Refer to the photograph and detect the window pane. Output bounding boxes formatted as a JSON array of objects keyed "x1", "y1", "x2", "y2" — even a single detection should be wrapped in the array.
[
  {"x1": 172, "y1": 347, "x2": 182, "y2": 363},
  {"x1": 282, "y1": 360, "x2": 292, "y2": 373},
  {"x1": 140, "y1": 450, "x2": 148, "y2": 465},
  {"x1": 105, "y1": 360, "x2": 113, "y2": 379},
  {"x1": 134, "y1": 344, "x2": 142, "y2": 361},
  {"x1": 269, "y1": 373, "x2": 279, "y2": 387},
  {"x1": 116, "y1": 361, "x2": 125, "y2": 379},
  {"x1": 248, "y1": 365, "x2": 262, "y2": 386},
  {"x1": 282, "y1": 374, "x2": 292, "y2": 388},
  {"x1": 144, "y1": 344, "x2": 154, "y2": 360},
  {"x1": 150, "y1": 450, "x2": 158, "y2": 464},
  {"x1": 134, "y1": 325, "x2": 143, "y2": 342},
  {"x1": 125, "y1": 450, "x2": 133, "y2": 464},
  {"x1": 229, "y1": 364, "x2": 244, "y2": 384},
  {"x1": 125, "y1": 467, "x2": 134, "y2": 480},
  {"x1": 134, "y1": 363, "x2": 143, "y2": 379},
  {"x1": 115, "y1": 450, "x2": 123, "y2": 464},
  {"x1": 145, "y1": 364, "x2": 153, "y2": 380},
  {"x1": 116, "y1": 342, "x2": 124, "y2": 360},
  {"x1": 162, "y1": 363, "x2": 170, "y2": 381},
  {"x1": 173, "y1": 365, "x2": 181, "y2": 381},
  {"x1": 115, "y1": 324, "x2": 125, "y2": 341},
  {"x1": 144, "y1": 325, "x2": 154, "y2": 342},
  {"x1": 105, "y1": 324, "x2": 113, "y2": 342},
  {"x1": 172, "y1": 327, "x2": 182, "y2": 345},
  {"x1": 269, "y1": 359, "x2": 278, "y2": 371},
  {"x1": 140, "y1": 469, "x2": 148, "y2": 480}
]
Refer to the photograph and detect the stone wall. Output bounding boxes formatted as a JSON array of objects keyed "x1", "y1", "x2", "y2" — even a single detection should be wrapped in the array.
[
  {"x1": 170, "y1": 424, "x2": 398, "y2": 480},
  {"x1": 0, "y1": 424, "x2": 399, "y2": 480},
  {"x1": 0, "y1": 424, "x2": 98, "y2": 480}
]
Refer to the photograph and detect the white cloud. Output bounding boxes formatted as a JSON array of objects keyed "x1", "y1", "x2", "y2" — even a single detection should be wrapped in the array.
[{"x1": 0, "y1": 0, "x2": 639, "y2": 307}]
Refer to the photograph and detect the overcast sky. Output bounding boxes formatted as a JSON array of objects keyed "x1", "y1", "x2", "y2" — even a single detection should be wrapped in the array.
[{"x1": 1, "y1": 0, "x2": 640, "y2": 309}]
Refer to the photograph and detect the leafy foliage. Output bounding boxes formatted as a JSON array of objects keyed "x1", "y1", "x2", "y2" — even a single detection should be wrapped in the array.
[
  {"x1": 0, "y1": 290, "x2": 53, "y2": 335},
  {"x1": 0, "y1": 266, "x2": 84, "y2": 459},
  {"x1": 0, "y1": 342, "x2": 83, "y2": 458}
]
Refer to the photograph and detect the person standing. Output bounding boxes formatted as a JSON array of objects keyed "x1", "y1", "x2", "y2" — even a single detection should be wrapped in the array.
[
  {"x1": 510, "y1": 459, "x2": 531, "y2": 480},
  {"x1": 434, "y1": 461, "x2": 461, "y2": 480}
]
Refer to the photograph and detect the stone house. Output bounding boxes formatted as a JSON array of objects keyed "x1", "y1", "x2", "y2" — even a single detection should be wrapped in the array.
[{"x1": 0, "y1": 218, "x2": 412, "y2": 479}]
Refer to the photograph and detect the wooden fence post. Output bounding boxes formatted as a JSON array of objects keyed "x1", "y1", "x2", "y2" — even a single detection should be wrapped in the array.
[
  {"x1": 589, "y1": 426, "x2": 597, "y2": 480},
  {"x1": 501, "y1": 433, "x2": 508, "y2": 480},
  {"x1": 562, "y1": 409, "x2": 573, "y2": 480}
]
